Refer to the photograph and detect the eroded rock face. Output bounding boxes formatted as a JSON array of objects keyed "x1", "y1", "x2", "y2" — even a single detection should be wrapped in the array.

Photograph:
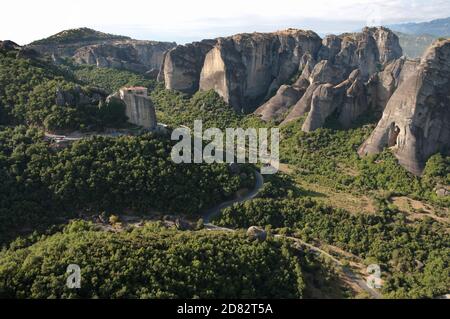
[
  {"x1": 113, "y1": 87, "x2": 157, "y2": 130},
  {"x1": 367, "y1": 57, "x2": 420, "y2": 112},
  {"x1": 338, "y1": 74, "x2": 368, "y2": 128},
  {"x1": 158, "y1": 40, "x2": 217, "y2": 94},
  {"x1": 298, "y1": 70, "x2": 368, "y2": 130},
  {"x1": 254, "y1": 85, "x2": 305, "y2": 122},
  {"x1": 158, "y1": 29, "x2": 322, "y2": 111},
  {"x1": 372, "y1": 27, "x2": 404, "y2": 64},
  {"x1": 282, "y1": 82, "x2": 321, "y2": 124},
  {"x1": 28, "y1": 39, "x2": 176, "y2": 74},
  {"x1": 309, "y1": 60, "x2": 345, "y2": 84},
  {"x1": 199, "y1": 30, "x2": 322, "y2": 111},
  {"x1": 301, "y1": 83, "x2": 338, "y2": 131},
  {"x1": 73, "y1": 40, "x2": 175, "y2": 74},
  {"x1": 358, "y1": 40, "x2": 450, "y2": 175},
  {"x1": 55, "y1": 86, "x2": 106, "y2": 107},
  {"x1": 280, "y1": 27, "x2": 403, "y2": 127}
]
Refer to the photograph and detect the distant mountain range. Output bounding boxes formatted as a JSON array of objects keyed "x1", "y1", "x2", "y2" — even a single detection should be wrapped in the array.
[
  {"x1": 394, "y1": 32, "x2": 437, "y2": 58},
  {"x1": 387, "y1": 17, "x2": 450, "y2": 36},
  {"x1": 384, "y1": 17, "x2": 449, "y2": 58}
]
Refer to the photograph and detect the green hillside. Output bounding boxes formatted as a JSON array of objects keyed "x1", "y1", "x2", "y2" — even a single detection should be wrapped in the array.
[
  {"x1": 30, "y1": 28, "x2": 130, "y2": 45},
  {"x1": 0, "y1": 221, "x2": 304, "y2": 298}
]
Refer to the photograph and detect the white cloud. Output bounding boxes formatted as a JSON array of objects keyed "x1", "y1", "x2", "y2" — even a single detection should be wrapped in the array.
[{"x1": 1, "y1": 0, "x2": 449, "y2": 44}]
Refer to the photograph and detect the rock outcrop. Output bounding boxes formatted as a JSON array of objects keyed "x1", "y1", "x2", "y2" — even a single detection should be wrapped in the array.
[
  {"x1": 358, "y1": 39, "x2": 450, "y2": 175},
  {"x1": 247, "y1": 226, "x2": 267, "y2": 242},
  {"x1": 55, "y1": 85, "x2": 107, "y2": 107},
  {"x1": 299, "y1": 69, "x2": 368, "y2": 131},
  {"x1": 280, "y1": 27, "x2": 403, "y2": 128},
  {"x1": 254, "y1": 85, "x2": 305, "y2": 122},
  {"x1": 72, "y1": 40, "x2": 175, "y2": 74},
  {"x1": 158, "y1": 40, "x2": 217, "y2": 94},
  {"x1": 366, "y1": 57, "x2": 420, "y2": 112},
  {"x1": 158, "y1": 27, "x2": 402, "y2": 119},
  {"x1": 199, "y1": 30, "x2": 322, "y2": 112},
  {"x1": 27, "y1": 28, "x2": 176, "y2": 74},
  {"x1": 282, "y1": 82, "x2": 321, "y2": 124},
  {"x1": 159, "y1": 29, "x2": 322, "y2": 112},
  {"x1": 108, "y1": 87, "x2": 157, "y2": 130}
]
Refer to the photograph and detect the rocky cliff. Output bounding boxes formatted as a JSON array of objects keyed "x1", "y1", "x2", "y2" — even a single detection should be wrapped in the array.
[
  {"x1": 108, "y1": 87, "x2": 157, "y2": 130},
  {"x1": 27, "y1": 28, "x2": 176, "y2": 74},
  {"x1": 358, "y1": 39, "x2": 450, "y2": 175},
  {"x1": 278, "y1": 27, "x2": 403, "y2": 128},
  {"x1": 72, "y1": 40, "x2": 175, "y2": 74},
  {"x1": 200, "y1": 30, "x2": 322, "y2": 112},
  {"x1": 158, "y1": 40, "x2": 217, "y2": 93},
  {"x1": 159, "y1": 27, "x2": 403, "y2": 117},
  {"x1": 159, "y1": 29, "x2": 322, "y2": 112}
]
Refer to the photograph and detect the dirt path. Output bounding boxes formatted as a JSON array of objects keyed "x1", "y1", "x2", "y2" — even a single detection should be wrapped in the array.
[
  {"x1": 202, "y1": 169, "x2": 382, "y2": 299},
  {"x1": 391, "y1": 196, "x2": 449, "y2": 224},
  {"x1": 279, "y1": 236, "x2": 382, "y2": 299}
]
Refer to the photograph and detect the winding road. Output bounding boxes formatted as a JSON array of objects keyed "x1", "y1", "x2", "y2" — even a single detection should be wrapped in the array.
[
  {"x1": 202, "y1": 170, "x2": 264, "y2": 224},
  {"x1": 201, "y1": 169, "x2": 382, "y2": 299}
]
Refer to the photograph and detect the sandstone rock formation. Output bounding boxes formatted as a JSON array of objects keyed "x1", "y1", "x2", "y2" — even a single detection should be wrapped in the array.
[
  {"x1": 109, "y1": 87, "x2": 157, "y2": 130},
  {"x1": 337, "y1": 71, "x2": 369, "y2": 128},
  {"x1": 254, "y1": 85, "x2": 305, "y2": 122},
  {"x1": 297, "y1": 69, "x2": 369, "y2": 131},
  {"x1": 158, "y1": 40, "x2": 217, "y2": 94},
  {"x1": 366, "y1": 57, "x2": 420, "y2": 112},
  {"x1": 27, "y1": 28, "x2": 176, "y2": 74},
  {"x1": 281, "y1": 82, "x2": 321, "y2": 124},
  {"x1": 280, "y1": 27, "x2": 403, "y2": 128},
  {"x1": 158, "y1": 27, "x2": 402, "y2": 119},
  {"x1": 159, "y1": 29, "x2": 322, "y2": 111},
  {"x1": 358, "y1": 39, "x2": 450, "y2": 175},
  {"x1": 199, "y1": 30, "x2": 322, "y2": 112},
  {"x1": 72, "y1": 40, "x2": 175, "y2": 74}
]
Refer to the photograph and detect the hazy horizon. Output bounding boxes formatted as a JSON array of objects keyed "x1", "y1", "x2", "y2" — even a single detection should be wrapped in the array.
[{"x1": 2, "y1": 0, "x2": 450, "y2": 45}]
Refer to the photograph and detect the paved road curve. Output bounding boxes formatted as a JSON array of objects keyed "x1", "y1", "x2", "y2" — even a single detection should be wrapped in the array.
[{"x1": 202, "y1": 170, "x2": 264, "y2": 224}]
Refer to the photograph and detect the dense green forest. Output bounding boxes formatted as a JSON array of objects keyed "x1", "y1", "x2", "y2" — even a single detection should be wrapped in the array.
[
  {"x1": 280, "y1": 117, "x2": 450, "y2": 207},
  {"x1": 0, "y1": 126, "x2": 250, "y2": 243},
  {"x1": 67, "y1": 62, "x2": 155, "y2": 93},
  {"x1": 0, "y1": 44, "x2": 448, "y2": 299},
  {"x1": 0, "y1": 221, "x2": 304, "y2": 298},
  {"x1": 0, "y1": 50, "x2": 128, "y2": 131},
  {"x1": 214, "y1": 198, "x2": 449, "y2": 298}
]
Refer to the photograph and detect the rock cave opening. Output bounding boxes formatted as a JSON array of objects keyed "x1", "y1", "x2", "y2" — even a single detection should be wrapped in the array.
[{"x1": 388, "y1": 123, "x2": 401, "y2": 147}]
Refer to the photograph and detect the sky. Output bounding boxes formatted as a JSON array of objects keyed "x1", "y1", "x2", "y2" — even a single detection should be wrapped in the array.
[{"x1": 1, "y1": 0, "x2": 450, "y2": 45}]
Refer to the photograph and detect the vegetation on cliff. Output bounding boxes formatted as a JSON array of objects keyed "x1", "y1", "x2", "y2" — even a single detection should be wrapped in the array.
[
  {"x1": 280, "y1": 117, "x2": 449, "y2": 207},
  {"x1": 68, "y1": 62, "x2": 155, "y2": 93},
  {"x1": 0, "y1": 50, "x2": 128, "y2": 131}
]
